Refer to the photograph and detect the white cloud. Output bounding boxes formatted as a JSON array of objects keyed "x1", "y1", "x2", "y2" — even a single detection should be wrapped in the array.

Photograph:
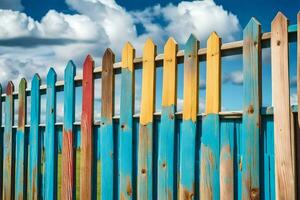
[
  {"x1": 223, "y1": 70, "x2": 243, "y2": 85},
  {"x1": 291, "y1": 93, "x2": 297, "y2": 105}
]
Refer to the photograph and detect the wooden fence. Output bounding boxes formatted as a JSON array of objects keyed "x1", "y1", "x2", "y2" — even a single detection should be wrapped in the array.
[{"x1": 0, "y1": 12, "x2": 300, "y2": 200}]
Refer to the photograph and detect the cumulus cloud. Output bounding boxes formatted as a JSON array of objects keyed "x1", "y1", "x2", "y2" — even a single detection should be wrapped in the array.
[
  {"x1": 0, "y1": 0, "x2": 241, "y2": 91},
  {"x1": 223, "y1": 70, "x2": 243, "y2": 85}
]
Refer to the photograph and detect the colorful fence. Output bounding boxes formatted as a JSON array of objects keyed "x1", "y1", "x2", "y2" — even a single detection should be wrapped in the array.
[{"x1": 0, "y1": 12, "x2": 300, "y2": 200}]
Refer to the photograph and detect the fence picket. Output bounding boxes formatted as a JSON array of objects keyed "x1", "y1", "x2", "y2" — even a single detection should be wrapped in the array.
[
  {"x1": 100, "y1": 49, "x2": 115, "y2": 200},
  {"x1": 44, "y1": 68, "x2": 57, "y2": 200},
  {"x1": 138, "y1": 38, "x2": 156, "y2": 200},
  {"x1": 80, "y1": 55, "x2": 95, "y2": 200},
  {"x1": 15, "y1": 78, "x2": 27, "y2": 199},
  {"x1": 62, "y1": 61, "x2": 76, "y2": 200},
  {"x1": 242, "y1": 18, "x2": 261, "y2": 199},
  {"x1": 28, "y1": 74, "x2": 41, "y2": 200},
  {"x1": 3, "y1": 81, "x2": 14, "y2": 200},
  {"x1": 157, "y1": 37, "x2": 177, "y2": 200},
  {"x1": 200, "y1": 32, "x2": 221, "y2": 200},
  {"x1": 271, "y1": 12, "x2": 295, "y2": 199},
  {"x1": 119, "y1": 42, "x2": 135, "y2": 200},
  {"x1": 179, "y1": 34, "x2": 198, "y2": 199},
  {"x1": 297, "y1": 11, "x2": 300, "y2": 197}
]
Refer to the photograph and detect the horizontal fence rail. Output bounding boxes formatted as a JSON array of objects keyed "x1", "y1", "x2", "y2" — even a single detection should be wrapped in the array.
[{"x1": 0, "y1": 11, "x2": 299, "y2": 200}]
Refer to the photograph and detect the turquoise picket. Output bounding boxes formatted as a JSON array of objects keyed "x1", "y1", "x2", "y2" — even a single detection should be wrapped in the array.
[
  {"x1": 242, "y1": 18, "x2": 261, "y2": 199},
  {"x1": 61, "y1": 61, "x2": 76, "y2": 200},
  {"x1": 119, "y1": 43, "x2": 135, "y2": 200},
  {"x1": 3, "y1": 81, "x2": 14, "y2": 200},
  {"x1": 179, "y1": 34, "x2": 198, "y2": 199},
  {"x1": 28, "y1": 74, "x2": 41, "y2": 200},
  {"x1": 15, "y1": 78, "x2": 27, "y2": 199},
  {"x1": 44, "y1": 68, "x2": 57, "y2": 200}
]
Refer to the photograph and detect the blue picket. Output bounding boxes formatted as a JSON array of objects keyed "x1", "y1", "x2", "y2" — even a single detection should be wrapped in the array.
[
  {"x1": 44, "y1": 68, "x2": 57, "y2": 200},
  {"x1": 242, "y1": 18, "x2": 261, "y2": 199},
  {"x1": 3, "y1": 81, "x2": 14, "y2": 200},
  {"x1": 119, "y1": 43, "x2": 135, "y2": 200},
  {"x1": 28, "y1": 74, "x2": 41, "y2": 200},
  {"x1": 15, "y1": 78, "x2": 27, "y2": 199}
]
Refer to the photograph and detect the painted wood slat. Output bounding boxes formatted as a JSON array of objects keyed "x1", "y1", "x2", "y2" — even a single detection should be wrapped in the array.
[
  {"x1": 200, "y1": 32, "x2": 221, "y2": 200},
  {"x1": 157, "y1": 37, "x2": 177, "y2": 200},
  {"x1": 3, "y1": 81, "x2": 14, "y2": 200},
  {"x1": 62, "y1": 61, "x2": 76, "y2": 200},
  {"x1": 179, "y1": 34, "x2": 199, "y2": 199},
  {"x1": 44, "y1": 68, "x2": 57, "y2": 200},
  {"x1": 242, "y1": 18, "x2": 261, "y2": 199},
  {"x1": 119, "y1": 43, "x2": 135, "y2": 200},
  {"x1": 271, "y1": 12, "x2": 295, "y2": 199},
  {"x1": 80, "y1": 55, "x2": 95, "y2": 200},
  {"x1": 15, "y1": 78, "x2": 27, "y2": 199},
  {"x1": 297, "y1": 12, "x2": 300, "y2": 197},
  {"x1": 100, "y1": 49, "x2": 115, "y2": 200},
  {"x1": 28, "y1": 74, "x2": 41, "y2": 200},
  {"x1": 138, "y1": 38, "x2": 156, "y2": 200}
]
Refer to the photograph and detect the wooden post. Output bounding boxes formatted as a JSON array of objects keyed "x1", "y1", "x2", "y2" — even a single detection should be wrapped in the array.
[
  {"x1": 44, "y1": 68, "x2": 58, "y2": 200},
  {"x1": 80, "y1": 55, "x2": 95, "y2": 200},
  {"x1": 3, "y1": 81, "x2": 14, "y2": 200},
  {"x1": 119, "y1": 42, "x2": 135, "y2": 200},
  {"x1": 157, "y1": 37, "x2": 178, "y2": 200},
  {"x1": 271, "y1": 12, "x2": 295, "y2": 199},
  {"x1": 200, "y1": 32, "x2": 221, "y2": 200},
  {"x1": 242, "y1": 17, "x2": 261, "y2": 200},
  {"x1": 179, "y1": 34, "x2": 199, "y2": 199},
  {"x1": 137, "y1": 38, "x2": 156, "y2": 200},
  {"x1": 62, "y1": 61, "x2": 76, "y2": 200},
  {"x1": 100, "y1": 49, "x2": 115, "y2": 200},
  {"x1": 28, "y1": 74, "x2": 41, "y2": 200}
]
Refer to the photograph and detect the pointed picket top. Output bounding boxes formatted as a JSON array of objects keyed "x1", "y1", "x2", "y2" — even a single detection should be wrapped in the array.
[
  {"x1": 104, "y1": 48, "x2": 115, "y2": 58},
  {"x1": 32, "y1": 73, "x2": 41, "y2": 85},
  {"x1": 6, "y1": 81, "x2": 14, "y2": 95},
  {"x1": 207, "y1": 32, "x2": 221, "y2": 50},
  {"x1": 83, "y1": 54, "x2": 94, "y2": 71},
  {"x1": 65, "y1": 60, "x2": 76, "y2": 75},
  {"x1": 47, "y1": 68, "x2": 57, "y2": 84},
  {"x1": 122, "y1": 42, "x2": 135, "y2": 71},
  {"x1": 19, "y1": 78, "x2": 27, "y2": 89},
  {"x1": 143, "y1": 38, "x2": 156, "y2": 57},
  {"x1": 164, "y1": 37, "x2": 177, "y2": 51},
  {"x1": 272, "y1": 12, "x2": 288, "y2": 27},
  {"x1": 246, "y1": 17, "x2": 261, "y2": 28},
  {"x1": 185, "y1": 34, "x2": 198, "y2": 48},
  {"x1": 208, "y1": 31, "x2": 220, "y2": 41}
]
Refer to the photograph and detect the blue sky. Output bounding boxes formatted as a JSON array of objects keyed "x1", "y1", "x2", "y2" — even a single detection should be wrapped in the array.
[{"x1": 0, "y1": 0, "x2": 299, "y2": 123}]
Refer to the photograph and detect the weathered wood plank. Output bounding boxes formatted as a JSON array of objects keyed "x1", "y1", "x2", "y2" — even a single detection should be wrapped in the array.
[
  {"x1": 242, "y1": 18, "x2": 261, "y2": 200},
  {"x1": 119, "y1": 42, "x2": 135, "y2": 200},
  {"x1": 157, "y1": 37, "x2": 177, "y2": 200},
  {"x1": 80, "y1": 55, "x2": 94, "y2": 200},
  {"x1": 15, "y1": 78, "x2": 27, "y2": 199},
  {"x1": 138, "y1": 38, "x2": 156, "y2": 200},
  {"x1": 62, "y1": 61, "x2": 76, "y2": 200},
  {"x1": 200, "y1": 32, "x2": 221, "y2": 200},
  {"x1": 179, "y1": 34, "x2": 198, "y2": 199},
  {"x1": 28, "y1": 74, "x2": 41, "y2": 200},
  {"x1": 3, "y1": 81, "x2": 14, "y2": 200},
  {"x1": 100, "y1": 49, "x2": 115, "y2": 200},
  {"x1": 271, "y1": 12, "x2": 295, "y2": 199},
  {"x1": 44, "y1": 68, "x2": 57, "y2": 200}
]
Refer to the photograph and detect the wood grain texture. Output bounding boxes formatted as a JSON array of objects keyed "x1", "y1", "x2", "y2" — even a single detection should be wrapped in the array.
[
  {"x1": 200, "y1": 32, "x2": 221, "y2": 200},
  {"x1": 119, "y1": 42, "x2": 135, "y2": 200},
  {"x1": 28, "y1": 74, "x2": 41, "y2": 200},
  {"x1": 179, "y1": 34, "x2": 198, "y2": 200},
  {"x1": 242, "y1": 18, "x2": 261, "y2": 200},
  {"x1": 44, "y1": 68, "x2": 57, "y2": 200},
  {"x1": 271, "y1": 12, "x2": 295, "y2": 199},
  {"x1": 62, "y1": 61, "x2": 76, "y2": 200},
  {"x1": 15, "y1": 78, "x2": 27, "y2": 200},
  {"x1": 139, "y1": 38, "x2": 156, "y2": 125},
  {"x1": 3, "y1": 81, "x2": 14, "y2": 200},
  {"x1": 205, "y1": 32, "x2": 221, "y2": 114},
  {"x1": 137, "y1": 38, "x2": 156, "y2": 200},
  {"x1": 182, "y1": 34, "x2": 199, "y2": 122},
  {"x1": 157, "y1": 37, "x2": 177, "y2": 200},
  {"x1": 100, "y1": 49, "x2": 115, "y2": 200},
  {"x1": 80, "y1": 55, "x2": 95, "y2": 200}
]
